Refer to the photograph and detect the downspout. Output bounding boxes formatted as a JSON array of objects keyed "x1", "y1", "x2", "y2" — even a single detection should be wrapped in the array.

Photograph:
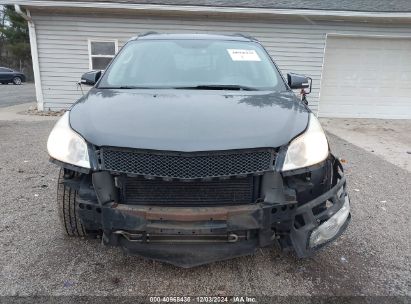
[{"x1": 14, "y1": 4, "x2": 44, "y2": 111}]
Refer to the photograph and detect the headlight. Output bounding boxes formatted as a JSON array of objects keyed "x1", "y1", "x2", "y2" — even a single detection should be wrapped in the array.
[
  {"x1": 281, "y1": 113, "x2": 329, "y2": 171},
  {"x1": 47, "y1": 112, "x2": 90, "y2": 168}
]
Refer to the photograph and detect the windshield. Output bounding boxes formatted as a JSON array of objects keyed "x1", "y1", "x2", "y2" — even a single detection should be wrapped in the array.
[{"x1": 98, "y1": 39, "x2": 287, "y2": 91}]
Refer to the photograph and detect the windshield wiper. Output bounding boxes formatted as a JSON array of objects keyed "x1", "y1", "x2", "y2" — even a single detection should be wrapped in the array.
[
  {"x1": 98, "y1": 86, "x2": 155, "y2": 89},
  {"x1": 98, "y1": 85, "x2": 260, "y2": 91},
  {"x1": 173, "y1": 85, "x2": 259, "y2": 91}
]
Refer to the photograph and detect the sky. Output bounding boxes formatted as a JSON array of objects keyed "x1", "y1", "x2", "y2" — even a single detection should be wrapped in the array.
[{"x1": 0, "y1": 5, "x2": 11, "y2": 27}]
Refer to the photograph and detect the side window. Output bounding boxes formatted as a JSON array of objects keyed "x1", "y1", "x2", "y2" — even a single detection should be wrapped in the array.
[
  {"x1": 0, "y1": 68, "x2": 5, "y2": 72},
  {"x1": 88, "y1": 40, "x2": 118, "y2": 70}
]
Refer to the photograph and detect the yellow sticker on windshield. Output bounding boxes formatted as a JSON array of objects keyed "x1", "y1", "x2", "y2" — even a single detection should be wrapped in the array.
[{"x1": 227, "y1": 49, "x2": 261, "y2": 61}]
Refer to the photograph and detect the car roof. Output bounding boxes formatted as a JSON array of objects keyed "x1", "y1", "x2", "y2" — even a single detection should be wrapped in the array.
[{"x1": 132, "y1": 33, "x2": 257, "y2": 42}]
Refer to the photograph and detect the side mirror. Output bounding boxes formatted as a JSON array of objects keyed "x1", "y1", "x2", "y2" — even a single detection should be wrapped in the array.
[
  {"x1": 287, "y1": 73, "x2": 312, "y2": 92},
  {"x1": 81, "y1": 70, "x2": 102, "y2": 86}
]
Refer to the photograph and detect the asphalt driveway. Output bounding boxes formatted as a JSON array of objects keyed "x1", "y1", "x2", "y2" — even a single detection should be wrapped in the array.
[
  {"x1": 0, "y1": 119, "x2": 409, "y2": 300},
  {"x1": 0, "y1": 83, "x2": 36, "y2": 108}
]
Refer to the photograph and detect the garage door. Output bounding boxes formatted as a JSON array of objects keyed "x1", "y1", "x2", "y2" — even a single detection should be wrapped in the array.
[{"x1": 319, "y1": 36, "x2": 411, "y2": 119}]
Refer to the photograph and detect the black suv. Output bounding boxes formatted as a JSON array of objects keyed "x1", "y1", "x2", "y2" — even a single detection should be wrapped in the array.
[
  {"x1": 0, "y1": 67, "x2": 26, "y2": 85},
  {"x1": 47, "y1": 33, "x2": 350, "y2": 267}
]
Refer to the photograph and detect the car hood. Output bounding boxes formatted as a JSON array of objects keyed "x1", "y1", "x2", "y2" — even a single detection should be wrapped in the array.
[{"x1": 69, "y1": 89, "x2": 309, "y2": 151}]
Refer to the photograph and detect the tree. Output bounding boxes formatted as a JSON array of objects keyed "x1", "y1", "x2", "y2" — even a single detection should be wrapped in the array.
[
  {"x1": 0, "y1": 6, "x2": 6, "y2": 56},
  {"x1": 0, "y1": 5, "x2": 32, "y2": 79}
]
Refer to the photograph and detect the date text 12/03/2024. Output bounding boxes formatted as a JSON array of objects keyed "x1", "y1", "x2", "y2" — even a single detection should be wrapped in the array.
[{"x1": 149, "y1": 296, "x2": 258, "y2": 303}]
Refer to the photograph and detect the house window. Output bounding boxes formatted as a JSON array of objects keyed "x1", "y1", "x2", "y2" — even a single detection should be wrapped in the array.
[{"x1": 88, "y1": 40, "x2": 118, "y2": 70}]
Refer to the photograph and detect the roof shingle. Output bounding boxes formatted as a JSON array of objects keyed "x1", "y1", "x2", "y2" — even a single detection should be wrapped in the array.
[{"x1": 54, "y1": 0, "x2": 411, "y2": 13}]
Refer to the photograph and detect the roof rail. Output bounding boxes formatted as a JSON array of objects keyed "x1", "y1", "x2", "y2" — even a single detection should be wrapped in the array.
[
  {"x1": 138, "y1": 31, "x2": 159, "y2": 37},
  {"x1": 232, "y1": 33, "x2": 258, "y2": 41}
]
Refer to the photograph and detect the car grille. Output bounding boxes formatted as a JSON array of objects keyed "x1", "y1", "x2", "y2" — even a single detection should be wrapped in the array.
[
  {"x1": 99, "y1": 147, "x2": 275, "y2": 180},
  {"x1": 123, "y1": 176, "x2": 255, "y2": 206}
]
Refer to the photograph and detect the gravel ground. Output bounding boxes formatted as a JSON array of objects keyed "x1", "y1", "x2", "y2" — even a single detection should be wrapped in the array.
[
  {"x1": 0, "y1": 120, "x2": 410, "y2": 299},
  {"x1": 0, "y1": 83, "x2": 36, "y2": 108}
]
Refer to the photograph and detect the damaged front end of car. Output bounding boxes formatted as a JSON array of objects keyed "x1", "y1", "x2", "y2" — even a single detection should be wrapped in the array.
[{"x1": 53, "y1": 147, "x2": 350, "y2": 268}]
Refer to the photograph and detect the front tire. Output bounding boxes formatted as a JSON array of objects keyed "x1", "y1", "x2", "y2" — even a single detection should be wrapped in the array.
[
  {"x1": 57, "y1": 169, "x2": 87, "y2": 237},
  {"x1": 12, "y1": 76, "x2": 22, "y2": 85}
]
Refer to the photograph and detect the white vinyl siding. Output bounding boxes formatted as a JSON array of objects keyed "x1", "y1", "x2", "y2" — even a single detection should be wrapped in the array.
[{"x1": 31, "y1": 12, "x2": 411, "y2": 113}]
